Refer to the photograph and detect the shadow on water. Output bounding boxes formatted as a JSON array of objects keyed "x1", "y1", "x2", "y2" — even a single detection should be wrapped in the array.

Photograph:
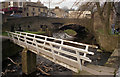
[{"x1": 2, "y1": 39, "x2": 23, "y2": 61}]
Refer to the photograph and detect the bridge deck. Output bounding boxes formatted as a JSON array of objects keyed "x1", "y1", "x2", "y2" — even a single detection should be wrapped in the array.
[{"x1": 7, "y1": 31, "x2": 98, "y2": 73}]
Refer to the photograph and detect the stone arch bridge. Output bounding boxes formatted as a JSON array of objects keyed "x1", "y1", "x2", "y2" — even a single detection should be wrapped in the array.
[{"x1": 3, "y1": 16, "x2": 93, "y2": 33}]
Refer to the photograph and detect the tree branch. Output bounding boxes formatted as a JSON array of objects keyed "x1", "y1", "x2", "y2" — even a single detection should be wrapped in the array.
[
  {"x1": 37, "y1": 67, "x2": 50, "y2": 75},
  {"x1": 7, "y1": 57, "x2": 21, "y2": 66},
  {"x1": 96, "y1": 2, "x2": 105, "y2": 24}
]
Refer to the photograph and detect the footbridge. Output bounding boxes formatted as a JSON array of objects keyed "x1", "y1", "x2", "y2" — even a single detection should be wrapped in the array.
[{"x1": 7, "y1": 31, "x2": 98, "y2": 74}]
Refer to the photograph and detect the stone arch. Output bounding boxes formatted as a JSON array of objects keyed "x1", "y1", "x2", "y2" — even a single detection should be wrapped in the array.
[
  {"x1": 59, "y1": 23, "x2": 97, "y2": 45},
  {"x1": 60, "y1": 23, "x2": 89, "y2": 31}
]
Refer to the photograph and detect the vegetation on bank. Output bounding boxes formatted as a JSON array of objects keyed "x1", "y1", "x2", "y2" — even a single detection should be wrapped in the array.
[
  {"x1": 1, "y1": 32, "x2": 8, "y2": 36},
  {"x1": 64, "y1": 29, "x2": 77, "y2": 36},
  {"x1": 25, "y1": 31, "x2": 46, "y2": 35},
  {"x1": 1, "y1": 31, "x2": 46, "y2": 36}
]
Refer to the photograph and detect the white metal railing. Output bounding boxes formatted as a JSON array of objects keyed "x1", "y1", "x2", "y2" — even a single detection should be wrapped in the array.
[{"x1": 7, "y1": 31, "x2": 98, "y2": 72}]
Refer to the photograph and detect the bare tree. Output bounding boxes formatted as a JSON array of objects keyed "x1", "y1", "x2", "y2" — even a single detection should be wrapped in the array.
[{"x1": 76, "y1": 1, "x2": 119, "y2": 34}]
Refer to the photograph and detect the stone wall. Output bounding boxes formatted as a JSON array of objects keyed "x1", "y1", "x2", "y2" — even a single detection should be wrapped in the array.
[
  {"x1": 93, "y1": 12, "x2": 118, "y2": 51},
  {"x1": 2, "y1": 16, "x2": 92, "y2": 33}
]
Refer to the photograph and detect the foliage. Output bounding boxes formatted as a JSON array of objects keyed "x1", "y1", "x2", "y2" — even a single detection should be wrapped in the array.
[
  {"x1": 25, "y1": 31, "x2": 45, "y2": 35},
  {"x1": 97, "y1": 29, "x2": 104, "y2": 34},
  {"x1": 64, "y1": 29, "x2": 77, "y2": 36},
  {"x1": 2, "y1": 32, "x2": 8, "y2": 36}
]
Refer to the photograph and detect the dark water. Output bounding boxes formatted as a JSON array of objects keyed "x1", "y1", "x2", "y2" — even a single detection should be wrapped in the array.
[
  {"x1": 2, "y1": 51, "x2": 73, "y2": 77},
  {"x1": 2, "y1": 39, "x2": 22, "y2": 60}
]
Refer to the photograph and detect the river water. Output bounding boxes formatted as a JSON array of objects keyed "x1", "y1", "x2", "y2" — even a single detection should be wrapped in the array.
[{"x1": 53, "y1": 32, "x2": 74, "y2": 40}]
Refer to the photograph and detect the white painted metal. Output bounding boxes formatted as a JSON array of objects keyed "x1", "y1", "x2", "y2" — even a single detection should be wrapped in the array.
[
  {"x1": 76, "y1": 50, "x2": 82, "y2": 71},
  {"x1": 8, "y1": 31, "x2": 98, "y2": 73},
  {"x1": 82, "y1": 45, "x2": 89, "y2": 64}
]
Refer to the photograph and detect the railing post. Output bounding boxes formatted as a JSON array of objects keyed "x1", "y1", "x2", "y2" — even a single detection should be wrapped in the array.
[
  {"x1": 82, "y1": 45, "x2": 89, "y2": 65},
  {"x1": 18, "y1": 32, "x2": 22, "y2": 45},
  {"x1": 58, "y1": 40, "x2": 63, "y2": 55},
  {"x1": 50, "y1": 43, "x2": 56, "y2": 62},
  {"x1": 42, "y1": 37, "x2": 47, "y2": 49},
  {"x1": 11, "y1": 34, "x2": 15, "y2": 43},
  {"x1": 7, "y1": 31, "x2": 10, "y2": 37},
  {"x1": 25, "y1": 33, "x2": 28, "y2": 48},
  {"x1": 32, "y1": 34, "x2": 35, "y2": 45},
  {"x1": 76, "y1": 51, "x2": 82, "y2": 71},
  {"x1": 17, "y1": 34, "x2": 20, "y2": 45},
  {"x1": 34, "y1": 35, "x2": 39, "y2": 54}
]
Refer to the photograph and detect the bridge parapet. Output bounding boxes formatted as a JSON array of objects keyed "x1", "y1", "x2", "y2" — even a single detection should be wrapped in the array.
[{"x1": 7, "y1": 31, "x2": 98, "y2": 73}]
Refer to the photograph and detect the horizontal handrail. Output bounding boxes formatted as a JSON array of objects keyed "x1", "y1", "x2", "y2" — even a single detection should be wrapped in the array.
[
  {"x1": 11, "y1": 31, "x2": 94, "y2": 55},
  {"x1": 15, "y1": 31, "x2": 98, "y2": 48}
]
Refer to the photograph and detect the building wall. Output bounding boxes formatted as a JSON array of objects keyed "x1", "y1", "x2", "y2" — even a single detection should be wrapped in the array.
[
  {"x1": 23, "y1": 6, "x2": 48, "y2": 17},
  {"x1": 1, "y1": 2, "x2": 9, "y2": 8},
  {"x1": 1, "y1": 1, "x2": 48, "y2": 17},
  {"x1": 68, "y1": 11, "x2": 91, "y2": 19},
  {"x1": 23, "y1": 2, "x2": 48, "y2": 17},
  {"x1": 1, "y1": 2, "x2": 24, "y2": 9},
  {"x1": 52, "y1": 7, "x2": 68, "y2": 18}
]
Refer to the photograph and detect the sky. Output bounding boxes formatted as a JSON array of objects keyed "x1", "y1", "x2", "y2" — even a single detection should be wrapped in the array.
[
  {"x1": 0, "y1": 0, "x2": 80, "y2": 9},
  {"x1": 28, "y1": 0, "x2": 120, "y2": 9},
  {"x1": 1, "y1": 0, "x2": 120, "y2": 10},
  {"x1": 31, "y1": 0, "x2": 78, "y2": 9},
  {"x1": 0, "y1": 0, "x2": 98, "y2": 10}
]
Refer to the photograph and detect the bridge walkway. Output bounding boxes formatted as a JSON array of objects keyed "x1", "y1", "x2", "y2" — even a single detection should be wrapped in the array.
[{"x1": 7, "y1": 31, "x2": 115, "y2": 75}]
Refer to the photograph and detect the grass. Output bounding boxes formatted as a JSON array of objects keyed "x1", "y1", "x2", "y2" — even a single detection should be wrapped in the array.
[
  {"x1": 97, "y1": 29, "x2": 104, "y2": 34},
  {"x1": 25, "y1": 31, "x2": 46, "y2": 35},
  {"x1": 64, "y1": 29, "x2": 77, "y2": 36},
  {"x1": 1, "y1": 31, "x2": 46, "y2": 36},
  {"x1": 1, "y1": 32, "x2": 8, "y2": 36}
]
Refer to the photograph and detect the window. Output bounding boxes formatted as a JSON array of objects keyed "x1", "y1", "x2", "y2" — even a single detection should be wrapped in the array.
[
  {"x1": 8, "y1": 2, "x2": 13, "y2": 7},
  {"x1": 32, "y1": 12, "x2": 34, "y2": 16},
  {"x1": 33, "y1": 8, "x2": 35, "y2": 11},
  {"x1": 3, "y1": 5, "x2": 5, "y2": 8},
  {"x1": 8, "y1": 2, "x2": 11, "y2": 7},
  {"x1": 43, "y1": 9, "x2": 45, "y2": 12},
  {"x1": 9, "y1": 2, "x2": 10, "y2": 6},
  {"x1": 40, "y1": 25, "x2": 43, "y2": 28},
  {"x1": 19, "y1": 2, "x2": 23, "y2": 7},
  {"x1": 19, "y1": 2, "x2": 22, "y2": 6},
  {"x1": 27, "y1": 13, "x2": 29, "y2": 16},
  {"x1": 26, "y1": 7, "x2": 28, "y2": 11},
  {"x1": 28, "y1": 25, "x2": 30, "y2": 28},
  {"x1": 38, "y1": 8, "x2": 40, "y2": 12}
]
